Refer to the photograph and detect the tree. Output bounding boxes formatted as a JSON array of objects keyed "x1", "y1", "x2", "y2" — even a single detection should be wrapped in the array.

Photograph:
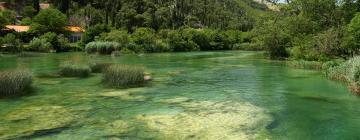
[
  {"x1": 1, "y1": 10, "x2": 17, "y2": 24},
  {"x1": 80, "y1": 24, "x2": 111, "y2": 47},
  {"x1": 30, "y1": 8, "x2": 67, "y2": 35},
  {"x1": 0, "y1": 14, "x2": 7, "y2": 29},
  {"x1": 33, "y1": 0, "x2": 40, "y2": 13},
  {"x1": 343, "y1": 13, "x2": 360, "y2": 56},
  {"x1": 22, "y1": 6, "x2": 37, "y2": 18}
]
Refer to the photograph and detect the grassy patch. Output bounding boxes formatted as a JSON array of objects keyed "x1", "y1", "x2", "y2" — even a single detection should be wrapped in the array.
[
  {"x1": 0, "y1": 69, "x2": 32, "y2": 97},
  {"x1": 85, "y1": 42, "x2": 121, "y2": 54},
  {"x1": 325, "y1": 57, "x2": 360, "y2": 95},
  {"x1": 286, "y1": 60, "x2": 323, "y2": 70},
  {"x1": 59, "y1": 62, "x2": 91, "y2": 78},
  {"x1": 103, "y1": 64, "x2": 146, "y2": 88}
]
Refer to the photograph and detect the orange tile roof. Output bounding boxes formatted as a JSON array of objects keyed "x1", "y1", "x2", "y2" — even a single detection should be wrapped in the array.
[
  {"x1": 40, "y1": 3, "x2": 50, "y2": 9},
  {"x1": 64, "y1": 26, "x2": 85, "y2": 32},
  {"x1": 5, "y1": 25, "x2": 30, "y2": 32},
  {"x1": 4, "y1": 25, "x2": 85, "y2": 33}
]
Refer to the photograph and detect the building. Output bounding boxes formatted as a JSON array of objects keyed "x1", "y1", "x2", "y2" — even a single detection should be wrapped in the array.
[{"x1": 4, "y1": 25, "x2": 85, "y2": 43}]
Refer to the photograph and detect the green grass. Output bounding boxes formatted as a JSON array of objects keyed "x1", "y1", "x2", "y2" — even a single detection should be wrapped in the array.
[
  {"x1": 103, "y1": 64, "x2": 146, "y2": 88},
  {"x1": 85, "y1": 42, "x2": 121, "y2": 54},
  {"x1": 286, "y1": 60, "x2": 324, "y2": 70},
  {"x1": 0, "y1": 69, "x2": 32, "y2": 97},
  {"x1": 325, "y1": 57, "x2": 360, "y2": 95},
  {"x1": 90, "y1": 62, "x2": 113, "y2": 73},
  {"x1": 59, "y1": 62, "x2": 91, "y2": 78}
]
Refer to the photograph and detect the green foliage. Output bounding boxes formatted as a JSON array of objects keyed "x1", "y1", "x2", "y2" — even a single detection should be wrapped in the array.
[
  {"x1": 30, "y1": 8, "x2": 67, "y2": 35},
  {"x1": 1, "y1": 10, "x2": 17, "y2": 24},
  {"x1": 290, "y1": 28, "x2": 344, "y2": 61},
  {"x1": 28, "y1": 32, "x2": 70, "y2": 52},
  {"x1": 21, "y1": 6, "x2": 37, "y2": 18},
  {"x1": 80, "y1": 24, "x2": 111, "y2": 47},
  {"x1": 325, "y1": 57, "x2": 360, "y2": 95},
  {"x1": 343, "y1": 13, "x2": 360, "y2": 55},
  {"x1": 28, "y1": 38, "x2": 52, "y2": 52},
  {"x1": 286, "y1": 60, "x2": 323, "y2": 70},
  {"x1": 97, "y1": 30, "x2": 130, "y2": 44},
  {"x1": 0, "y1": 33, "x2": 22, "y2": 53},
  {"x1": 59, "y1": 62, "x2": 91, "y2": 78},
  {"x1": 103, "y1": 65, "x2": 146, "y2": 88},
  {"x1": 0, "y1": 69, "x2": 32, "y2": 97},
  {"x1": 131, "y1": 28, "x2": 156, "y2": 45},
  {"x1": 0, "y1": 14, "x2": 7, "y2": 29},
  {"x1": 85, "y1": 42, "x2": 121, "y2": 54},
  {"x1": 20, "y1": 17, "x2": 32, "y2": 25}
]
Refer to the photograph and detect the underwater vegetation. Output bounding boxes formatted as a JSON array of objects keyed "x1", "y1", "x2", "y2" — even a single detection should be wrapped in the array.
[
  {"x1": 0, "y1": 106, "x2": 79, "y2": 139},
  {"x1": 0, "y1": 69, "x2": 32, "y2": 97}
]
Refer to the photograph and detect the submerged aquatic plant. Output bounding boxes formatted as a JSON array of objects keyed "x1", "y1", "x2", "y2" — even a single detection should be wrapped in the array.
[
  {"x1": 103, "y1": 64, "x2": 146, "y2": 88},
  {"x1": 0, "y1": 69, "x2": 32, "y2": 97},
  {"x1": 59, "y1": 62, "x2": 91, "y2": 78},
  {"x1": 90, "y1": 62, "x2": 113, "y2": 73}
]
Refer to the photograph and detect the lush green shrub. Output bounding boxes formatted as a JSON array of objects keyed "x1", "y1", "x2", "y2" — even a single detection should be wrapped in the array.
[
  {"x1": 0, "y1": 33, "x2": 22, "y2": 53},
  {"x1": 85, "y1": 42, "x2": 121, "y2": 54},
  {"x1": 80, "y1": 24, "x2": 111, "y2": 47},
  {"x1": 103, "y1": 65, "x2": 146, "y2": 88},
  {"x1": 28, "y1": 38, "x2": 52, "y2": 52},
  {"x1": 233, "y1": 43, "x2": 263, "y2": 51},
  {"x1": 343, "y1": 13, "x2": 360, "y2": 55},
  {"x1": 286, "y1": 60, "x2": 323, "y2": 70},
  {"x1": 97, "y1": 30, "x2": 130, "y2": 44},
  {"x1": 325, "y1": 57, "x2": 360, "y2": 95},
  {"x1": 30, "y1": 8, "x2": 67, "y2": 35},
  {"x1": 90, "y1": 62, "x2": 113, "y2": 73},
  {"x1": 59, "y1": 62, "x2": 91, "y2": 78},
  {"x1": 168, "y1": 30, "x2": 200, "y2": 52},
  {"x1": 131, "y1": 27, "x2": 156, "y2": 45},
  {"x1": 0, "y1": 69, "x2": 32, "y2": 97},
  {"x1": 28, "y1": 32, "x2": 70, "y2": 52}
]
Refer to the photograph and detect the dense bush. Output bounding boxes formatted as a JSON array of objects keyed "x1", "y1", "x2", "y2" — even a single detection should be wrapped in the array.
[
  {"x1": 0, "y1": 33, "x2": 22, "y2": 53},
  {"x1": 80, "y1": 24, "x2": 111, "y2": 47},
  {"x1": 30, "y1": 8, "x2": 67, "y2": 35},
  {"x1": 325, "y1": 57, "x2": 360, "y2": 95},
  {"x1": 103, "y1": 65, "x2": 145, "y2": 88},
  {"x1": 0, "y1": 69, "x2": 32, "y2": 97},
  {"x1": 28, "y1": 32, "x2": 70, "y2": 52},
  {"x1": 28, "y1": 38, "x2": 52, "y2": 52},
  {"x1": 97, "y1": 30, "x2": 130, "y2": 44},
  {"x1": 85, "y1": 42, "x2": 121, "y2": 54},
  {"x1": 59, "y1": 62, "x2": 91, "y2": 78}
]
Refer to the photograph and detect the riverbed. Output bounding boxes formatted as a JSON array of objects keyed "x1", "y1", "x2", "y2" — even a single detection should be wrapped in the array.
[{"x1": 0, "y1": 51, "x2": 359, "y2": 140}]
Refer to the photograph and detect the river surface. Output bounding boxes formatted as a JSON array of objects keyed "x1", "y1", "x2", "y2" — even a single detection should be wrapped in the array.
[{"x1": 0, "y1": 51, "x2": 359, "y2": 140}]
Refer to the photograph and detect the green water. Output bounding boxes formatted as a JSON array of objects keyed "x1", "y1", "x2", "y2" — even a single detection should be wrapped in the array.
[{"x1": 0, "y1": 51, "x2": 359, "y2": 140}]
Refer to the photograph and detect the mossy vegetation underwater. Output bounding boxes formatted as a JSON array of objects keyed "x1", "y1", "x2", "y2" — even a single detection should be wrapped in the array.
[{"x1": 0, "y1": 51, "x2": 360, "y2": 140}]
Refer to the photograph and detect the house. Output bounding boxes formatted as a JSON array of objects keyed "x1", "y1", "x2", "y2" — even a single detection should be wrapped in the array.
[
  {"x1": 4, "y1": 25, "x2": 85, "y2": 43},
  {"x1": 64, "y1": 26, "x2": 85, "y2": 42}
]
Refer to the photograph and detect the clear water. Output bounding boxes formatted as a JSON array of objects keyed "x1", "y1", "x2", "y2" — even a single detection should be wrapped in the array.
[{"x1": 0, "y1": 51, "x2": 359, "y2": 140}]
